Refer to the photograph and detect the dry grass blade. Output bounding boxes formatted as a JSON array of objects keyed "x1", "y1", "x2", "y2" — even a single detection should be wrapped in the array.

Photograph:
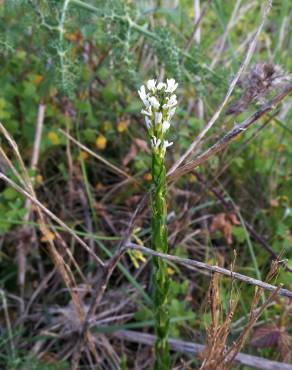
[
  {"x1": 18, "y1": 103, "x2": 45, "y2": 294},
  {"x1": 59, "y1": 128, "x2": 140, "y2": 186},
  {"x1": 199, "y1": 271, "x2": 238, "y2": 370},
  {"x1": 0, "y1": 289, "x2": 15, "y2": 359},
  {"x1": 31, "y1": 103, "x2": 46, "y2": 171},
  {"x1": 168, "y1": 0, "x2": 273, "y2": 175},
  {"x1": 194, "y1": 171, "x2": 292, "y2": 273},
  {"x1": 114, "y1": 330, "x2": 292, "y2": 370},
  {"x1": 199, "y1": 261, "x2": 281, "y2": 370},
  {"x1": 0, "y1": 120, "x2": 90, "y2": 339},
  {"x1": 168, "y1": 83, "x2": 292, "y2": 182},
  {"x1": 126, "y1": 243, "x2": 292, "y2": 299},
  {"x1": 0, "y1": 172, "x2": 104, "y2": 267},
  {"x1": 0, "y1": 122, "x2": 34, "y2": 192},
  {"x1": 184, "y1": 0, "x2": 212, "y2": 53}
]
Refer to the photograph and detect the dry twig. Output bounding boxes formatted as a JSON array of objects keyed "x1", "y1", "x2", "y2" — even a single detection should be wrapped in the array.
[
  {"x1": 168, "y1": 83, "x2": 292, "y2": 182},
  {"x1": 126, "y1": 243, "x2": 292, "y2": 299},
  {"x1": 114, "y1": 330, "x2": 292, "y2": 370},
  {"x1": 168, "y1": 0, "x2": 272, "y2": 175}
]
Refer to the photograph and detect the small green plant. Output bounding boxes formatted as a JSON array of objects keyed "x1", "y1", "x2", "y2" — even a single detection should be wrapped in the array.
[{"x1": 138, "y1": 78, "x2": 178, "y2": 369}]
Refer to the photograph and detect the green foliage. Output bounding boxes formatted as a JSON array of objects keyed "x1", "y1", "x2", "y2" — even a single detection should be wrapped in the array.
[
  {"x1": 135, "y1": 279, "x2": 195, "y2": 338},
  {"x1": 154, "y1": 28, "x2": 181, "y2": 81},
  {"x1": 151, "y1": 144, "x2": 170, "y2": 369},
  {"x1": 0, "y1": 0, "x2": 292, "y2": 368}
]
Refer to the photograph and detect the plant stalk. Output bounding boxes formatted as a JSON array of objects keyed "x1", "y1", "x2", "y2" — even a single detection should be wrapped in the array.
[{"x1": 151, "y1": 151, "x2": 170, "y2": 370}]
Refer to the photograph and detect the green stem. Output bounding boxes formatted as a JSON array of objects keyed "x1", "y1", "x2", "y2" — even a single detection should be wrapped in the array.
[{"x1": 151, "y1": 151, "x2": 170, "y2": 370}]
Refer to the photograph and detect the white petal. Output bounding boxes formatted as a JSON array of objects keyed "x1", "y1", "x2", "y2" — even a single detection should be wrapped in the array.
[
  {"x1": 151, "y1": 137, "x2": 161, "y2": 149},
  {"x1": 148, "y1": 96, "x2": 160, "y2": 109},
  {"x1": 145, "y1": 117, "x2": 151, "y2": 129},
  {"x1": 168, "y1": 107, "x2": 176, "y2": 120},
  {"x1": 168, "y1": 94, "x2": 177, "y2": 104},
  {"x1": 163, "y1": 140, "x2": 173, "y2": 150},
  {"x1": 163, "y1": 94, "x2": 177, "y2": 109},
  {"x1": 154, "y1": 112, "x2": 162, "y2": 125},
  {"x1": 157, "y1": 82, "x2": 166, "y2": 90},
  {"x1": 141, "y1": 106, "x2": 152, "y2": 116},
  {"x1": 166, "y1": 78, "x2": 178, "y2": 93},
  {"x1": 147, "y1": 79, "x2": 156, "y2": 91},
  {"x1": 138, "y1": 85, "x2": 145, "y2": 97},
  {"x1": 138, "y1": 85, "x2": 149, "y2": 106},
  {"x1": 161, "y1": 120, "x2": 170, "y2": 133}
]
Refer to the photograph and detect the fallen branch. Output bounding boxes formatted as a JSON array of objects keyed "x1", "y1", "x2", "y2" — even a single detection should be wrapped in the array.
[
  {"x1": 114, "y1": 330, "x2": 292, "y2": 370},
  {"x1": 126, "y1": 243, "x2": 292, "y2": 299},
  {"x1": 195, "y1": 172, "x2": 292, "y2": 273},
  {"x1": 0, "y1": 172, "x2": 104, "y2": 267},
  {"x1": 168, "y1": 83, "x2": 292, "y2": 182}
]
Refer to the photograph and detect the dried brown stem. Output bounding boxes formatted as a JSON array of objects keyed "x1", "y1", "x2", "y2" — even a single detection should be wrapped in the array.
[
  {"x1": 168, "y1": 83, "x2": 292, "y2": 182},
  {"x1": 195, "y1": 172, "x2": 292, "y2": 273},
  {"x1": 59, "y1": 128, "x2": 140, "y2": 185},
  {"x1": 126, "y1": 243, "x2": 292, "y2": 299},
  {"x1": 113, "y1": 330, "x2": 292, "y2": 370},
  {"x1": 0, "y1": 172, "x2": 104, "y2": 267},
  {"x1": 79, "y1": 193, "x2": 149, "y2": 337},
  {"x1": 184, "y1": 0, "x2": 212, "y2": 53},
  {"x1": 168, "y1": 0, "x2": 273, "y2": 175}
]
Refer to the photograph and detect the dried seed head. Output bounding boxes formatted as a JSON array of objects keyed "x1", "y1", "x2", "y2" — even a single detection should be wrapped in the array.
[{"x1": 227, "y1": 62, "x2": 291, "y2": 115}]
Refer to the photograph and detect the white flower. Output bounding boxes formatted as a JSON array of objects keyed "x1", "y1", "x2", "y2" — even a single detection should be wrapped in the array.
[
  {"x1": 138, "y1": 85, "x2": 149, "y2": 107},
  {"x1": 139, "y1": 78, "x2": 178, "y2": 154},
  {"x1": 157, "y1": 82, "x2": 166, "y2": 90},
  {"x1": 145, "y1": 116, "x2": 152, "y2": 129},
  {"x1": 161, "y1": 120, "x2": 170, "y2": 133},
  {"x1": 148, "y1": 96, "x2": 160, "y2": 109},
  {"x1": 167, "y1": 107, "x2": 176, "y2": 120},
  {"x1": 151, "y1": 137, "x2": 161, "y2": 149},
  {"x1": 141, "y1": 106, "x2": 152, "y2": 116},
  {"x1": 162, "y1": 140, "x2": 173, "y2": 151},
  {"x1": 163, "y1": 94, "x2": 177, "y2": 109},
  {"x1": 165, "y1": 78, "x2": 178, "y2": 93},
  {"x1": 147, "y1": 79, "x2": 156, "y2": 91},
  {"x1": 168, "y1": 94, "x2": 177, "y2": 105},
  {"x1": 154, "y1": 112, "x2": 162, "y2": 125}
]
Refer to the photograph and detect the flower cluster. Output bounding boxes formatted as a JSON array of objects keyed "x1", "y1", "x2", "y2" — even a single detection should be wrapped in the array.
[{"x1": 138, "y1": 78, "x2": 178, "y2": 155}]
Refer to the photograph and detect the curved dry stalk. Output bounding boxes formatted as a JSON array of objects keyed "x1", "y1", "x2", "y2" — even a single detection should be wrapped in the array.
[
  {"x1": 0, "y1": 172, "x2": 104, "y2": 267},
  {"x1": 168, "y1": 0, "x2": 273, "y2": 176},
  {"x1": 114, "y1": 330, "x2": 292, "y2": 370},
  {"x1": 126, "y1": 243, "x2": 292, "y2": 299},
  {"x1": 59, "y1": 129, "x2": 141, "y2": 186},
  {"x1": 0, "y1": 119, "x2": 90, "y2": 331},
  {"x1": 168, "y1": 83, "x2": 292, "y2": 182}
]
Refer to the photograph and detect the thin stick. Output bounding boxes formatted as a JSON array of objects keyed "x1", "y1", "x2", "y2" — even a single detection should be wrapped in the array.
[
  {"x1": 126, "y1": 243, "x2": 292, "y2": 299},
  {"x1": 184, "y1": 0, "x2": 212, "y2": 53},
  {"x1": 0, "y1": 146, "x2": 27, "y2": 189},
  {"x1": 168, "y1": 83, "x2": 292, "y2": 182},
  {"x1": 31, "y1": 103, "x2": 46, "y2": 171},
  {"x1": 194, "y1": 0, "x2": 204, "y2": 120},
  {"x1": 0, "y1": 172, "x2": 104, "y2": 267},
  {"x1": 210, "y1": 0, "x2": 242, "y2": 69},
  {"x1": 0, "y1": 289, "x2": 15, "y2": 359},
  {"x1": 168, "y1": 0, "x2": 273, "y2": 176},
  {"x1": 0, "y1": 122, "x2": 33, "y2": 191},
  {"x1": 59, "y1": 129, "x2": 140, "y2": 185},
  {"x1": 195, "y1": 171, "x2": 292, "y2": 273},
  {"x1": 114, "y1": 330, "x2": 292, "y2": 370},
  {"x1": 19, "y1": 103, "x2": 46, "y2": 290}
]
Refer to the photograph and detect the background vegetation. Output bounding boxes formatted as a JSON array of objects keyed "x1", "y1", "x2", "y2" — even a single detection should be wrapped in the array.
[{"x1": 0, "y1": 0, "x2": 291, "y2": 369}]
